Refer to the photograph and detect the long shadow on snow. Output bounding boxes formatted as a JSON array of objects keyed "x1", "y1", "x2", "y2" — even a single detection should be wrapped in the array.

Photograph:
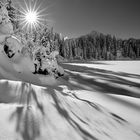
[
  {"x1": 64, "y1": 61, "x2": 112, "y2": 65},
  {"x1": 42, "y1": 86, "x2": 128, "y2": 140},
  {"x1": 6, "y1": 79, "x2": 129, "y2": 140},
  {"x1": 44, "y1": 87, "x2": 99, "y2": 140},
  {"x1": 8, "y1": 82, "x2": 99, "y2": 140},
  {"x1": 9, "y1": 83, "x2": 45, "y2": 140},
  {"x1": 60, "y1": 63, "x2": 140, "y2": 98},
  {"x1": 61, "y1": 63, "x2": 140, "y2": 81}
]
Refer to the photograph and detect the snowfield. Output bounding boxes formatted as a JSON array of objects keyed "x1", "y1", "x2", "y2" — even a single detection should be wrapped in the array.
[{"x1": 0, "y1": 61, "x2": 140, "y2": 140}]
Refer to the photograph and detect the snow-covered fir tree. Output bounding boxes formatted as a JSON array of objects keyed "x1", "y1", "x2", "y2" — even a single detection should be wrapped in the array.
[{"x1": 0, "y1": 0, "x2": 64, "y2": 79}]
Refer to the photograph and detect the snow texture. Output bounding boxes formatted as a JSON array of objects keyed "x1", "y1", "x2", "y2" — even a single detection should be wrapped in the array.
[{"x1": 0, "y1": 61, "x2": 140, "y2": 140}]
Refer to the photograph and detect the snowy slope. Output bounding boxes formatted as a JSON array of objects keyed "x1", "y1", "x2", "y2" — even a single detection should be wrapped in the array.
[{"x1": 0, "y1": 61, "x2": 140, "y2": 140}]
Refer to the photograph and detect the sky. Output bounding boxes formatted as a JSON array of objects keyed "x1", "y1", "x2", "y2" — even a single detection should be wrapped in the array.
[{"x1": 10, "y1": 0, "x2": 140, "y2": 39}]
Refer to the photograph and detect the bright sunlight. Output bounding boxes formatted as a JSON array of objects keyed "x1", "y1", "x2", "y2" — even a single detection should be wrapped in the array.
[
  {"x1": 19, "y1": 0, "x2": 49, "y2": 31},
  {"x1": 25, "y1": 11, "x2": 37, "y2": 24}
]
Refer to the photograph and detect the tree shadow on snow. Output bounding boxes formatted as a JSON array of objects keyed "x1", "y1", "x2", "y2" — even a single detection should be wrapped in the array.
[
  {"x1": 9, "y1": 83, "x2": 45, "y2": 140},
  {"x1": 6, "y1": 78, "x2": 133, "y2": 140},
  {"x1": 8, "y1": 82, "x2": 100, "y2": 140},
  {"x1": 64, "y1": 61, "x2": 112, "y2": 65},
  {"x1": 60, "y1": 63, "x2": 140, "y2": 98},
  {"x1": 4, "y1": 61, "x2": 140, "y2": 140}
]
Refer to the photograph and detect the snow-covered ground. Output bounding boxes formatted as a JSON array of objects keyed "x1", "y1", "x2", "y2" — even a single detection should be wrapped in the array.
[{"x1": 0, "y1": 61, "x2": 140, "y2": 140}]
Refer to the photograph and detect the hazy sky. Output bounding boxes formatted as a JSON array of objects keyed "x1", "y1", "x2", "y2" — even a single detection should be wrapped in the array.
[{"x1": 13, "y1": 0, "x2": 140, "y2": 39}]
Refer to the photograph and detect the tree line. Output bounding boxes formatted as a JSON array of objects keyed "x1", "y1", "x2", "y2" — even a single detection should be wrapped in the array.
[{"x1": 56, "y1": 31, "x2": 140, "y2": 60}]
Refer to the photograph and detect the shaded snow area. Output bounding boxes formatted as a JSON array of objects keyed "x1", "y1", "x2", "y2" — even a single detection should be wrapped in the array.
[{"x1": 0, "y1": 61, "x2": 140, "y2": 140}]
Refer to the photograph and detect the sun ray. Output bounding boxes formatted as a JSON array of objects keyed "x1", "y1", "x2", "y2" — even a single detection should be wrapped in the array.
[
  {"x1": 33, "y1": 0, "x2": 37, "y2": 12},
  {"x1": 18, "y1": 0, "x2": 50, "y2": 32}
]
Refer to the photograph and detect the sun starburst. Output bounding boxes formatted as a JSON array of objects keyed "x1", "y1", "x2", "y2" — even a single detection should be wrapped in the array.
[{"x1": 19, "y1": 0, "x2": 50, "y2": 31}]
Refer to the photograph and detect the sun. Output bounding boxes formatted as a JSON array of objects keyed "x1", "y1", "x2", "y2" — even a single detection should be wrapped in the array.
[
  {"x1": 25, "y1": 11, "x2": 37, "y2": 24},
  {"x1": 19, "y1": 0, "x2": 50, "y2": 31}
]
